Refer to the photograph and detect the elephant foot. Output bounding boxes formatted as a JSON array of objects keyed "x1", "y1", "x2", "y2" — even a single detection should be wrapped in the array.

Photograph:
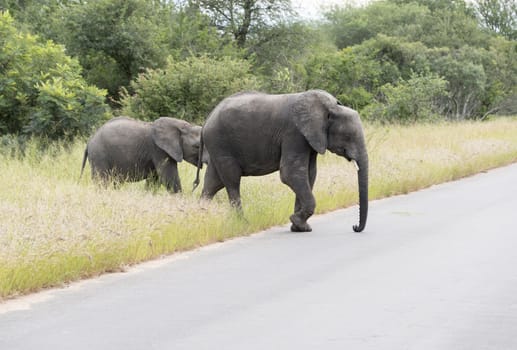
[
  {"x1": 290, "y1": 224, "x2": 312, "y2": 232},
  {"x1": 290, "y1": 215, "x2": 312, "y2": 232}
]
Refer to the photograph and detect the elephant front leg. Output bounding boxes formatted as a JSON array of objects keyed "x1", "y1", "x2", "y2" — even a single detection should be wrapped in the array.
[
  {"x1": 280, "y1": 156, "x2": 315, "y2": 232},
  {"x1": 157, "y1": 159, "x2": 182, "y2": 193},
  {"x1": 91, "y1": 164, "x2": 113, "y2": 188},
  {"x1": 294, "y1": 151, "x2": 317, "y2": 215}
]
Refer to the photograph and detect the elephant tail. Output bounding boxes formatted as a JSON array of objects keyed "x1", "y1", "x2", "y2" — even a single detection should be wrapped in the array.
[
  {"x1": 79, "y1": 146, "x2": 88, "y2": 182},
  {"x1": 193, "y1": 132, "x2": 203, "y2": 192}
]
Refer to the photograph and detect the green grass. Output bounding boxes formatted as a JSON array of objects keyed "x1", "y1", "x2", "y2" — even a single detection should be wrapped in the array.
[{"x1": 1, "y1": 118, "x2": 517, "y2": 300}]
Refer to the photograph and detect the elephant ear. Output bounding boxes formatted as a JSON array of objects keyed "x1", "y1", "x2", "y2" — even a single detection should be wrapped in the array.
[
  {"x1": 151, "y1": 117, "x2": 184, "y2": 162},
  {"x1": 291, "y1": 92, "x2": 328, "y2": 154}
]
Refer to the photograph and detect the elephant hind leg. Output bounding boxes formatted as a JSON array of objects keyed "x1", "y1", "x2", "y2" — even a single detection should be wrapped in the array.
[
  {"x1": 210, "y1": 157, "x2": 243, "y2": 211},
  {"x1": 201, "y1": 162, "x2": 225, "y2": 200},
  {"x1": 91, "y1": 166, "x2": 111, "y2": 188}
]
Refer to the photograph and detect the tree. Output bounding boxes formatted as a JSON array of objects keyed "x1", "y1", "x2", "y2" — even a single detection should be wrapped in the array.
[
  {"x1": 325, "y1": 0, "x2": 490, "y2": 49},
  {"x1": 324, "y1": 1, "x2": 431, "y2": 49},
  {"x1": 418, "y1": 0, "x2": 490, "y2": 48},
  {"x1": 61, "y1": 0, "x2": 172, "y2": 97},
  {"x1": 165, "y1": 5, "x2": 241, "y2": 60},
  {"x1": 321, "y1": 1, "x2": 515, "y2": 120},
  {"x1": 191, "y1": 0, "x2": 292, "y2": 47},
  {"x1": 479, "y1": 37, "x2": 517, "y2": 117},
  {"x1": 475, "y1": 0, "x2": 517, "y2": 39},
  {"x1": 248, "y1": 22, "x2": 335, "y2": 93},
  {"x1": 0, "y1": 11, "x2": 109, "y2": 140},
  {"x1": 430, "y1": 46, "x2": 488, "y2": 119},
  {"x1": 0, "y1": 0, "x2": 73, "y2": 35},
  {"x1": 304, "y1": 47, "x2": 382, "y2": 110},
  {"x1": 304, "y1": 35, "x2": 435, "y2": 110},
  {"x1": 363, "y1": 73, "x2": 448, "y2": 123}
]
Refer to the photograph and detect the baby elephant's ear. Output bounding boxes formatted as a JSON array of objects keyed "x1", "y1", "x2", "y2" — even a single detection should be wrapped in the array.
[
  {"x1": 152, "y1": 117, "x2": 183, "y2": 162},
  {"x1": 292, "y1": 94, "x2": 328, "y2": 154}
]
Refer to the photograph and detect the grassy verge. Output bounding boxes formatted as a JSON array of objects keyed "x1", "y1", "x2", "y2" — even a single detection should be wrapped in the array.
[{"x1": 1, "y1": 118, "x2": 517, "y2": 300}]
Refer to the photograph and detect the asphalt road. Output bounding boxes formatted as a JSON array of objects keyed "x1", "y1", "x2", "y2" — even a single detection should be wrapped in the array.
[{"x1": 1, "y1": 163, "x2": 517, "y2": 350}]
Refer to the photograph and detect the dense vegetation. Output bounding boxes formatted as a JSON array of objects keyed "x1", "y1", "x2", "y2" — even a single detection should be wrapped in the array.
[{"x1": 0, "y1": 0, "x2": 515, "y2": 143}]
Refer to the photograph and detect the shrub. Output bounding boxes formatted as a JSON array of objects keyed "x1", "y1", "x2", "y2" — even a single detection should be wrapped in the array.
[
  {"x1": 305, "y1": 48, "x2": 381, "y2": 110},
  {"x1": 120, "y1": 55, "x2": 261, "y2": 123},
  {"x1": 0, "y1": 11, "x2": 110, "y2": 141},
  {"x1": 363, "y1": 73, "x2": 448, "y2": 123}
]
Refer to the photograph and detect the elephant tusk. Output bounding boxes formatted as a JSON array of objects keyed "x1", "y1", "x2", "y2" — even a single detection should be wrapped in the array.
[{"x1": 352, "y1": 159, "x2": 360, "y2": 171}]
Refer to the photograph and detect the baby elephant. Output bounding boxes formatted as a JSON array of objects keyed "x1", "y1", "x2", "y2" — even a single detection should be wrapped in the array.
[{"x1": 80, "y1": 116, "x2": 206, "y2": 192}]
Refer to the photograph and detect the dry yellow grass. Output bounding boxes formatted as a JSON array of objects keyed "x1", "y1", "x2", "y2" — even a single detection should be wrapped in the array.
[{"x1": 1, "y1": 117, "x2": 516, "y2": 300}]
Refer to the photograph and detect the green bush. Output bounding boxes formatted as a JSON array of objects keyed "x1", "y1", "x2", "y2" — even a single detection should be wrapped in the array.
[
  {"x1": 60, "y1": 0, "x2": 171, "y2": 98},
  {"x1": 363, "y1": 73, "x2": 448, "y2": 123},
  {"x1": 0, "y1": 11, "x2": 110, "y2": 141},
  {"x1": 304, "y1": 48, "x2": 381, "y2": 110},
  {"x1": 120, "y1": 55, "x2": 261, "y2": 123}
]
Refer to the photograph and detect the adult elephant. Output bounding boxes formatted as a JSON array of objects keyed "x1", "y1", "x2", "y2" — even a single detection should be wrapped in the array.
[
  {"x1": 195, "y1": 90, "x2": 368, "y2": 232},
  {"x1": 81, "y1": 116, "x2": 207, "y2": 192}
]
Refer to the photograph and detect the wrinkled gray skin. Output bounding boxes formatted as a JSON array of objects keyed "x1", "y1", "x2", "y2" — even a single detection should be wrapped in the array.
[
  {"x1": 81, "y1": 116, "x2": 207, "y2": 193},
  {"x1": 196, "y1": 90, "x2": 368, "y2": 232}
]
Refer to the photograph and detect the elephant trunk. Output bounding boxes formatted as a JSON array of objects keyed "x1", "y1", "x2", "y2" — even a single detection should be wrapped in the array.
[{"x1": 352, "y1": 153, "x2": 368, "y2": 232}]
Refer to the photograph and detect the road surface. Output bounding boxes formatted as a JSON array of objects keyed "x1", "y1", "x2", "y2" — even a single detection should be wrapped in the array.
[{"x1": 1, "y1": 163, "x2": 517, "y2": 349}]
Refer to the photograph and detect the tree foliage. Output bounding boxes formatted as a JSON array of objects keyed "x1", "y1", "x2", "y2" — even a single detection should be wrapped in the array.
[
  {"x1": 1, "y1": 0, "x2": 515, "y2": 136},
  {"x1": 165, "y1": 5, "x2": 240, "y2": 60},
  {"x1": 321, "y1": 0, "x2": 516, "y2": 120},
  {"x1": 191, "y1": 0, "x2": 292, "y2": 47},
  {"x1": 363, "y1": 73, "x2": 448, "y2": 123},
  {"x1": 0, "y1": 11, "x2": 109, "y2": 141},
  {"x1": 60, "y1": 0, "x2": 171, "y2": 97},
  {"x1": 475, "y1": 0, "x2": 517, "y2": 40},
  {"x1": 251, "y1": 22, "x2": 334, "y2": 93},
  {"x1": 325, "y1": 1, "x2": 432, "y2": 49},
  {"x1": 119, "y1": 55, "x2": 260, "y2": 123}
]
